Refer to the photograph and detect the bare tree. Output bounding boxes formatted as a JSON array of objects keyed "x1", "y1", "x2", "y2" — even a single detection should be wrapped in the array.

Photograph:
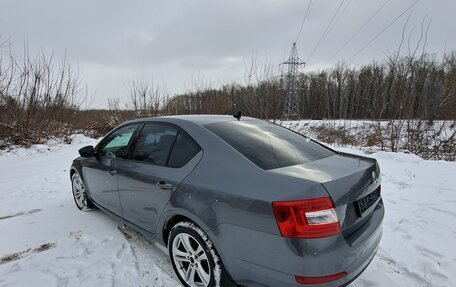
[
  {"x1": 128, "y1": 77, "x2": 168, "y2": 117},
  {"x1": 0, "y1": 42, "x2": 81, "y2": 145}
]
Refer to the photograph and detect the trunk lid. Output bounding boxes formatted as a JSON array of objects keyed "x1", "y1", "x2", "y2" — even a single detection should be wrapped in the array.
[{"x1": 270, "y1": 152, "x2": 381, "y2": 234}]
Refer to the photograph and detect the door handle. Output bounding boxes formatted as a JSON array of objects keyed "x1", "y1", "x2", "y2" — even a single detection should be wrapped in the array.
[
  {"x1": 156, "y1": 181, "x2": 173, "y2": 190},
  {"x1": 108, "y1": 169, "x2": 118, "y2": 175}
]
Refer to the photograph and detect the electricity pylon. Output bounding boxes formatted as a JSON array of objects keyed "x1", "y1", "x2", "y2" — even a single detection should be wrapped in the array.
[{"x1": 281, "y1": 43, "x2": 305, "y2": 119}]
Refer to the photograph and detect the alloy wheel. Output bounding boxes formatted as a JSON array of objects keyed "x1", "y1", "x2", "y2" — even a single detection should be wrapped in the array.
[
  {"x1": 172, "y1": 233, "x2": 211, "y2": 287},
  {"x1": 72, "y1": 174, "x2": 88, "y2": 210}
]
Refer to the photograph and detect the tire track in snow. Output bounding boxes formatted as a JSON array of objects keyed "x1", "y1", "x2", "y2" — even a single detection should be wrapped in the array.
[
  {"x1": 0, "y1": 208, "x2": 42, "y2": 221},
  {"x1": 0, "y1": 242, "x2": 56, "y2": 265},
  {"x1": 118, "y1": 225, "x2": 181, "y2": 287}
]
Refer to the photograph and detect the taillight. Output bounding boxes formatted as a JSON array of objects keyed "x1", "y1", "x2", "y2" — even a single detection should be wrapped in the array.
[
  {"x1": 272, "y1": 197, "x2": 340, "y2": 239},
  {"x1": 295, "y1": 272, "x2": 348, "y2": 284}
]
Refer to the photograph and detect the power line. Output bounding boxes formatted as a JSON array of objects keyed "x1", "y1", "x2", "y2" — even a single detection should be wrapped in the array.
[
  {"x1": 327, "y1": 0, "x2": 353, "y2": 38},
  {"x1": 329, "y1": 0, "x2": 391, "y2": 61},
  {"x1": 295, "y1": 0, "x2": 313, "y2": 43},
  {"x1": 349, "y1": 0, "x2": 420, "y2": 61},
  {"x1": 306, "y1": 0, "x2": 346, "y2": 63}
]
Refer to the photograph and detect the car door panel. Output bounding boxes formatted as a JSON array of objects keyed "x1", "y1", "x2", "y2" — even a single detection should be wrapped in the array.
[
  {"x1": 116, "y1": 123, "x2": 203, "y2": 233},
  {"x1": 82, "y1": 157, "x2": 120, "y2": 214},
  {"x1": 117, "y1": 152, "x2": 202, "y2": 232},
  {"x1": 81, "y1": 124, "x2": 139, "y2": 216}
]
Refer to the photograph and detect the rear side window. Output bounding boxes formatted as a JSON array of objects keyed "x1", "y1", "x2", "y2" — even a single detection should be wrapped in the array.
[
  {"x1": 131, "y1": 124, "x2": 178, "y2": 165},
  {"x1": 205, "y1": 120, "x2": 335, "y2": 170},
  {"x1": 168, "y1": 133, "x2": 201, "y2": 168}
]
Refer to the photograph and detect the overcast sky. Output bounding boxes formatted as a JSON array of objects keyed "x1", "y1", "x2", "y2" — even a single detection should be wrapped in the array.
[{"x1": 1, "y1": 0, "x2": 455, "y2": 108}]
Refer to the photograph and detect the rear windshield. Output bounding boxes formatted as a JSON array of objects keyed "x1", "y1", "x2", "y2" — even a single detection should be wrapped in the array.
[{"x1": 205, "y1": 120, "x2": 335, "y2": 170}]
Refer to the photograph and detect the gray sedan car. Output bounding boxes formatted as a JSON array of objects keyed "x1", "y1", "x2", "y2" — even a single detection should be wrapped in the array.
[{"x1": 70, "y1": 115, "x2": 384, "y2": 287}]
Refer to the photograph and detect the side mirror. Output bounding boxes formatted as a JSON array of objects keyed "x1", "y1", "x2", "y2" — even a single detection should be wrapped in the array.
[{"x1": 79, "y1": 145, "x2": 95, "y2": 158}]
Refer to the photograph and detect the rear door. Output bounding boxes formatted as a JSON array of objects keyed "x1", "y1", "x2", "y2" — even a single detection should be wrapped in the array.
[
  {"x1": 116, "y1": 123, "x2": 202, "y2": 233},
  {"x1": 82, "y1": 124, "x2": 139, "y2": 216}
]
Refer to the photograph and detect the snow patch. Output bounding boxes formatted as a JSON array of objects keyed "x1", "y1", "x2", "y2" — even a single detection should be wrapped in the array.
[
  {"x1": 118, "y1": 225, "x2": 179, "y2": 286},
  {"x1": 69, "y1": 134, "x2": 97, "y2": 145},
  {"x1": 0, "y1": 134, "x2": 98, "y2": 159}
]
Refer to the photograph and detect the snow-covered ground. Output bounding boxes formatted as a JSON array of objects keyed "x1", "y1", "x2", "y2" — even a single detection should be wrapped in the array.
[
  {"x1": 280, "y1": 119, "x2": 456, "y2": 161},
  {"x1": 0, "y1": 135, "x2": 455, "y2": 287}
]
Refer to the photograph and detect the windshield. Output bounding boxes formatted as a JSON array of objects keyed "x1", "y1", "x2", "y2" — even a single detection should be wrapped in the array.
[{"x1": 205, "y1": 120, "x2": 335, "y2": 170}]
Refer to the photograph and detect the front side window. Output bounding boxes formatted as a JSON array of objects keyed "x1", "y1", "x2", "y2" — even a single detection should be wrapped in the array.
[
  {"x1": 131, "y1": 124, "x2": 179, "y2": 165},
  {"x1": 99, "y1": 124, "x2": 138, "y2": 158},
  {"x1": 205, "y1": 120, "x2": 335, "y2": 170}
]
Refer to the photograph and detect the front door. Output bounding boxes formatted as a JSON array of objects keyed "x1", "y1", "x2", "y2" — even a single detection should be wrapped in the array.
[
  {"x1": 117, "y1": 123, "x2": 202, "y2": 233},
  {"x1": 82, "y1": 124, "x2": 138, "y2": 216}
]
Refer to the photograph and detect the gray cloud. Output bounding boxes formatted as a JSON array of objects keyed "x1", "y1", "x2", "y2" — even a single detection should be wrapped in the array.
[{"x1": 1, "y1": 0, "x2": 454, "y2": 108}]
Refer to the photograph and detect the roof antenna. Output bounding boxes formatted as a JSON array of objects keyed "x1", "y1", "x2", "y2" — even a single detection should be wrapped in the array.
[{"x1": 233, "y1": 111, "x2": 242, "y2": 121}]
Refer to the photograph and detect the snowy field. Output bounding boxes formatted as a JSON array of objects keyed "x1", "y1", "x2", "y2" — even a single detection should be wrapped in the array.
[
  {"x1": 280, "y1": 119, "x2": 456, "y2": 161},
  {"x1": 0, "y1": 135, "x2": 455, "y2": 287}
]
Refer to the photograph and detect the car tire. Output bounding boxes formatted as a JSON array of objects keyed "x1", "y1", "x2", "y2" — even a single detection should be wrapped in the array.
[
  {"x1": 71, "y1": 172, "x2": 95, "y2": 211},
  {"x1": 169, "y1": 221, "x2": 234, "y2": 287}
]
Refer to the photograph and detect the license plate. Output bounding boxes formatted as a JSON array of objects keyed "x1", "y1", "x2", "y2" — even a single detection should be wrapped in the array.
[{"x1": 356, "y1": 186, "x2": 381, "y2": 215}]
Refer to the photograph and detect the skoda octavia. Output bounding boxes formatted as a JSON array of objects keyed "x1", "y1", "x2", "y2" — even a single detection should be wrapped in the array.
[{"x1": 70, "y1": 115, "x2": 384, "y2": 287}]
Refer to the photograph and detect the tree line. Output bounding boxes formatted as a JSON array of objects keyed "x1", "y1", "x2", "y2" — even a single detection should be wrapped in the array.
[{"x1": 162, "y1": 52, "x2": 456, "y2": 122}]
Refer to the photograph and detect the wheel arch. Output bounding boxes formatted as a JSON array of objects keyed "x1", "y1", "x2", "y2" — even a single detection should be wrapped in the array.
[
  {"x1": 160, "y1": 211, "x2": 212, "y2": 247},
  {"x1": 69, "y1": 161, "x2": 83, "y2": 180},
  {"x1": 69, "y1": 163, "x2": 93, "y2": 201},
  {"x1": 162, "y1": 214, "x2": 191, "y2": 247},
  {"x1": 161, "y1": 210, "x2": 238, "y2": 287},
  {"x1": 70, "y1": 167, "x2": 78, "y2": 179}
]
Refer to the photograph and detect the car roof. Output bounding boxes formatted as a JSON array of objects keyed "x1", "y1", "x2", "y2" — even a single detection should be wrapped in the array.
[{"x1": 126, "y1": 114, "x2": 260, "y2": 126}]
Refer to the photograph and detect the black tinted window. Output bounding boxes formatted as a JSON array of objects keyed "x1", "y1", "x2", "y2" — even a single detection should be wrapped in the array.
[
  {"x1": 168, "y1": 133, "x2": 201, "y2": 168},
  {"x1": 205, "y1": 120, "x2": 335, "y2": 170},
  {"x1": 131, "y1": 124, "x2": 178, "y2": 165},
  {"x1": 99, "y1": 125, "x2": 138, "y2": 158}
]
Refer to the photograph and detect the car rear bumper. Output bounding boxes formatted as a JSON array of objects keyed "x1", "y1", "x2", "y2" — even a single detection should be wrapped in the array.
[
  {"x1": 228, "y1": 244, "x2": 378, "y2": 287},
  {"x1": 208, "y1": 200, "x2": 384, "y2": 287}
]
